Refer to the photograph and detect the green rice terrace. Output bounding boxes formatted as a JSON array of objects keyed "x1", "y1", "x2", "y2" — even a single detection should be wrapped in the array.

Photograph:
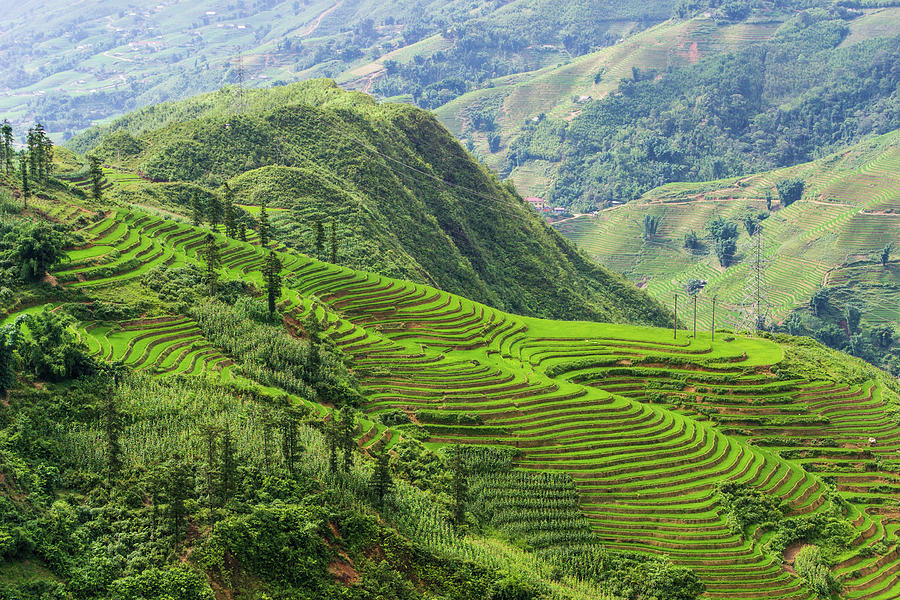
[
  {"x1": 555, "y1": 130, "x2": 900, "y2": 332},
  {"x1": 5, "y1": 173, "x2": 900, "y2": 599}
]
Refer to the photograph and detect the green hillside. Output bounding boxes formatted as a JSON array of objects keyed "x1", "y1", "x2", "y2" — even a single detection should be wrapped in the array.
[
  {"x1": 430, "y1": 5, "x2": 900, "y2": 205},
  {"x1": 4, "y1": 163, "x2": 900, "y2": 599},
  {"x1": 554, "y1": 130, "x2": 900, "y2": 371},
  {"x1": 65, "y1": 80, "x2": 669, "y2": 327},
  {"x1": 432, "y1": 15, "x2": 784, "y2": 195}
]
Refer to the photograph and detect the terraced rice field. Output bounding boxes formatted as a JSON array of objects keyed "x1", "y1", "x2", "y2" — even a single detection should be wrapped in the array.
[
  {"x1": 7, "y1": 187, "x2": 900, "y2": 599},
  {"x1": 556, "y1": 131, "x2": 900, "y2": 328}
]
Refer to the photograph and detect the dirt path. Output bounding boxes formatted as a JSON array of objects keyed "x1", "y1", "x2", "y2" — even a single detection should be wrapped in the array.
[
  {"x1": 550, "y1": 213, "x2": 590, "y2": 225},
  {"x1": 782, "y1": 540, "x2": 809, "y2": 574},
  {"x1": 102, "y1": 50, "x2": 135, "y2": 63},
  {"x1": 301, "y1": 1, "x2": 341, "y2": 37}
]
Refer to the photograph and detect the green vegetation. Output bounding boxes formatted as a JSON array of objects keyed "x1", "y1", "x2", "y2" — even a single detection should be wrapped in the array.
[
  {"x1": 556, "y1": 130, "x2": 900, "y2": 375},
  {"x1": 2, "y1": 157, "x2": 900, "y2": 599},
  {"x1": 550, "y1": 18, "x2": 899, "y2": 208},
  {"x1": 70, "y1": 80, "x2": 669, "y2": 326}
]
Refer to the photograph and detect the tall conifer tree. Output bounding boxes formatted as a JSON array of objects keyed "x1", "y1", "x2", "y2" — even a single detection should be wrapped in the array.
[
  {"x1": 258, "y1": 200, "x2": 270, "y2": 247},
  {"x1": 221, "y1": 424, "x2": 236, "y2": 505},
  {"x1": 191, "y1": 193, "x2": 203, "y2": 226},
  {"x1": 263, "y1": 251, "x2": 283, "y2": 314},
  {"x1": 451, "y1": 444, "x2": 467, "y2": 527},
  {"x1": 207, "y1": 194, "x2": 223, "y2": 231},
  {"x1": 166, "y1": 453, "x2": 191, "y2": 547},
  {"x1": 201, "y1": 234, "x2": 221, "y2": 296},
  {"x1": 330, "y1": 220, "x2": 337, "y2": 263},
  {"x1": 19, "y1": 153, "x2": 28, "y2": 209},
  {"x1": 223, "y1": 184, "x2": 236, "y2": 238},
  {"x1": 0, "y1": 120, "x2": 11, "y2": 177},
  {"x1": 103, "y1": 392, "x2": 123, "y2": 487},
  {"x1": 370, "y1": 450, "x2": 393, "y2": 508},
  {"x1": 87, "y1": 155, "x2": 103, "y2": 201},
  {"x1": 314, "y1": 219, "x2": 325, "y2": 260}
]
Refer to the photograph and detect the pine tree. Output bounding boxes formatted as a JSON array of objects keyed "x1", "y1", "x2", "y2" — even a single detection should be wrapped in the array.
[
  {"x1": 201, "y1": 234, "x2": 221, "y2": 296},
  {"x1": 369, "y1": 449, "x2": 393, "y2": 508},
  {"x1": 263, "y1": 251, "x2": 283, "y2": 314},
  {"x1": 221, "y1": 424, "x2": 237, "y2": 505},
  {"x1": 258, "y1": 200, "x2": 270, "y2": 247},
  {"x1": 0, "y1": 120, "x2": 12, "y2": 177},
  {"x1": 314, "y1": 219, "x2": 325, "y2": 260},
  {"x1": 31, "y1": 123, "x2": 49, "y2": 182},
  {"x1": 330, "y1": 220, "x2": 337, "y2": 264},
  {"x1": 0, "y1": 320, "x2": 23, "y2": 399},
  {"x1": 239, "y1": 222, "x2": 247, "y2": 242},
  {"x1": 191, "y1": 193, "x2": 203, "y2": 227},
  {"x1": 19, "y1": 153, "x2": 28, "y2": 209},
  {"x1": 166, "y1": 453, "x2": 191, "y2": 547},
  {"x1": 40, "y1": 130, "x2": 53, "y2": 182},
  {"x1": 26, "y1": 128, "x2": 37, "y2": 180},
  {"x1": 223, "y1": 184, "x2": 237, "y2": 238},
  {"x1": 450, "y1": 444, "x2": 467, "y2": 527},
  {"x1": 281, "y1": 405, "x2": 305, "y2": 479},
  {"x1": 338, "y1": 407, "x2": 355, "y2": 473},
  {"x1": 201, "y1": 424, "x2": 220, "y2": 508},
  {"x1": 103, "y1": 391, "x2": 123, "y2": 487},
  {"x1": 260, "y1": 407, "x2": 275, "y2": 476},
  {"x1": 87, "y1": 154, "x2": 103, "y2": 201},
  {"x1": 207, "y1": 194, "x2": 223, "y2": 231},
  {"x1": 327, "y1": 418, "x2": 339, "y2": 475}
]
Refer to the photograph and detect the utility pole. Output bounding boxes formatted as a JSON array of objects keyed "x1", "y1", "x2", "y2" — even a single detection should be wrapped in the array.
[
  {"x1": 712, "y1": 295, "x2": 717, "y2": 341},
  {"x1": 673, "y1": 294, "x2": 678, "y2": 340},
  {"x1": 693, "y1": 294, "x2": 697, "y2": 340}
]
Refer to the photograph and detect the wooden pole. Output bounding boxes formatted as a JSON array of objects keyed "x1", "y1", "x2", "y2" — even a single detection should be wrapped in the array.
[
  {"x1": 674, "y1": 294, "x2": 678, "y2": 340},
  {"x1": 693, "y1": 295, "x2": 697, "y2": 340}
]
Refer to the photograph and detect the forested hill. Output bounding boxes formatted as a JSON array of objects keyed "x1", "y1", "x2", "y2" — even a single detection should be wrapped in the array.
[
  {"x1": 70, "y1": 80, "x2": 669, "y2": 326},
  {"x1": 547, "y1": 11, "x2": 900, "y2": 208}
]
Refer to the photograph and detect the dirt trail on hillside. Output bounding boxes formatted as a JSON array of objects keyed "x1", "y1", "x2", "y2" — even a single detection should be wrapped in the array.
[{"x1": 301, "y1": 1, "x2": 341, "y2": 37}]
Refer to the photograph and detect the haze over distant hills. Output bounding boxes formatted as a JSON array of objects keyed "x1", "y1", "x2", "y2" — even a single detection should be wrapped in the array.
[{"x1": 0, "y1": 0, "x2": 676, "y2": 139}]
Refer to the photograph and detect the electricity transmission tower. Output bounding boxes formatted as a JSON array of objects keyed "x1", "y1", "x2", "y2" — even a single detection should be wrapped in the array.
[
  {"x1": 231, "y1": 49, "x2": 248, "y2": 114},
  {"x1": 733, "y1": 223, "x2": 771, "y2": 334}
]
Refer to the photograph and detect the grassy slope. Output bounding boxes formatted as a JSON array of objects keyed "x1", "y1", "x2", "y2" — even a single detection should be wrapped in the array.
[
  {"x1": 7, "y1": 178, "x2": 900, "y2": 599},
  {"x1": 68, "y1": 80, "x2": 670, "y2": 327},
  {"x1": 553, "y1": 130, "x2": 900, "y2": 328}
]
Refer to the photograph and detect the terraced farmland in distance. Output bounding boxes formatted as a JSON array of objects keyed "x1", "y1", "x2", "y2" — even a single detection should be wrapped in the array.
[
  {"x1": 555, "y1": 130, "x2": 900, "y2": 328},
  {"x1": 434, "y1": 16, "x2": 783, "y2": 197},
  {"x1": 8, "y1": 184, "x2": 900, "y2": 599}
]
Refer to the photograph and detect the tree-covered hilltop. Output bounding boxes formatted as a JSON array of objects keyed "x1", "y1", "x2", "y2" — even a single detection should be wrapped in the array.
[
  {"x1": 71, "y1": 80, "x2": 670, "y2": 326},
  {"x1": 546, "y1": 10, "x2": 899, "y2": 208}
]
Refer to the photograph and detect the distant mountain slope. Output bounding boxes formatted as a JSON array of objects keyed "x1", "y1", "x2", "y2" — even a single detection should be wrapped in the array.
[
  {"x1": 554, "y1": 129, "x2": 900, "y2": 363},
  {"x1": 0, "y1": 0, "x2": 676, "y2": 140},
  {"x1": 74, "y1": 80, "x2": 669, "y2": 326},
  {"x1": 432, "y1": 6, "x2": 900, "y2": 205}
]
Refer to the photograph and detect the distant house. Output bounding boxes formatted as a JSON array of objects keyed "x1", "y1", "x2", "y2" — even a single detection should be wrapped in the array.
[
  {"x1": 553, "y1": 207, "x2": 566, "y2": 215},
  {"x1": 524, "y1": 197, "x2": 546, "y2": 211}
]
